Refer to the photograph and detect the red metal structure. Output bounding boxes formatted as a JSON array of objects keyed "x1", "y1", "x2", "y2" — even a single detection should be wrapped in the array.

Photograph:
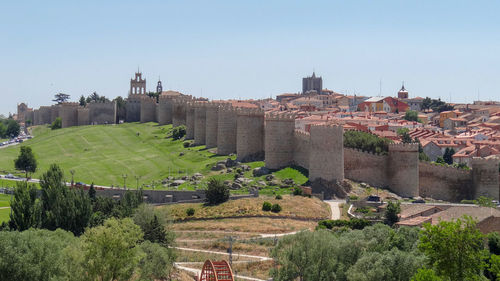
[{"x1": 199, "y1": 260, "x2": 234, "y2": 281}]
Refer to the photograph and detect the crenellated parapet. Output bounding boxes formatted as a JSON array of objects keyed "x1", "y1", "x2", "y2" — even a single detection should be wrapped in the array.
[
  {"x1": 388, "y1": 143, "x2": 419, "y2": 152},
  {"x1": 265, "y1": 112, "x2": 296, "y2": 121},
  {"x1": 388, "y1": 142, "x2": 419, "y2": 197},
  {"x1": 236, "y1": 107, "x2": 264, "y2": 117}
]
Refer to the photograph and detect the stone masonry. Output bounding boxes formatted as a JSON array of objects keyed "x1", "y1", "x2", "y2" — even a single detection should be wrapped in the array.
[
  {"x1": 265, "y1": 112, "x2": 296, "y2": 169},
  {"x1": 194, "y1": 102, "x2": 207, "y2": 145},
  {"x1": 204, "y1": 102, "x2": 220, "y2": 149},
  {"x1": 236, "y1": 108, "x2": 265, "y2": 162},
  {"x1": 217, "y1": 104, "x2": 237, "y2": 155}
]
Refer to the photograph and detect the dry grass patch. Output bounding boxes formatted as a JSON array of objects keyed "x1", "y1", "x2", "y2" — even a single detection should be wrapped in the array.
[
  {"x1": 172, "y1": 217, "x2": 317, "y2": 234},
  {"x1": 177, "y1": 239, "x2": 272, "y2": 257},
  {"x1": 232, "y1": 261, "x2": 274, "y2": 280},
  {"x1": 163, "y1": 195, "x2": 330, "y2": 220}
]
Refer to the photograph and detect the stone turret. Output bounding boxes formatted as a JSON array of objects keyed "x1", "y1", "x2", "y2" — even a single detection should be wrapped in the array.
[
  {"x1": 157, "y1": 95, "x2": 173, "y2": 125},
  {"x1": 78, "y1": 107, "x2": 90, "y2": 126},
  {"x1": 236, "y1": 108, "x2": 265, "y2": 162},
  {"x1": 50, "y1": 104, "x2": 60, "y2": 123},
  {"x1": 194, "y1": 102, "x2": 207, "y2": 145},
  {"x1": 265, "y1": 112, "x2": 296, "y2": 169},
  {"x1": 205, "y1": 102, "x2": 220, "y2": 149},
  {"x1": 126, "y1": 94, "x2": 142, "y2": 122},
  {"x1": 309, "y1": 124, "x2": 344, "y2": 182},
  {"x1": 185, "y1": 102, "x2": 195, "y2": 139},
  {"x1": 472, "y1": 157, "x2": 500, "y2": 200},
  {"x1": 172, "y1": 99, "x2": 187, "y2": 127},
  {"x1": 388, "y1": 143, "x2": 419, "y2": 197},
  {"x1": 217, "y1": 104, "x2": 237, "y2": 155}
]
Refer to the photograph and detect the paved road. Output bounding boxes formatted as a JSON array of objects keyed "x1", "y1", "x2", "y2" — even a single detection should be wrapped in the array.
[{"x1": 324, "y1": 200, "x2": 345, "y2": 220}]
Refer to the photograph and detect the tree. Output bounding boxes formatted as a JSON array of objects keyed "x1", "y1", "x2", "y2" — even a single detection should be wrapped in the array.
[
  {"x1": 443, "y1": 147, "x2": 455, "y2": 165},
  {"x1": 385, "y1": 201, "x2": 401, "y2": 226},
  {"x1": 52, "y1": 92, "x2": 70, "y2": 104},
  {"x1": 88, "y1": 183, "x2": 96, "y2": 201},
  {"x1": 205, "y1": 177, "x2": 230, "y2": 205},
  {"x1": 489, "y1": 232, "x2": 500, "y2": 255},
  {"x1": 5, "y1": 119, "x2": 20, "y2": 137},
  {"x1": 0, "y1": 229, "x2": 76, "y2": 281},
  {"x1": 138, "y1": 241, "x2": 176, "y2": 281},
  {"x1": 51, "y1": 117, "x2": 62, "y2": 130},
  {"x1": 344, "y1": 130, "x2": 393, "y2": 155},
  {"x1": 9, "y1": 181, "x2": 41, "y2": 230},
  {"x1": 418, "y1": 216, "x2": 487, "y2": 281},
  {"x1": 79, "y1": 218, "x2": 144, "y2": 281},
  {"x1": 404, "y1": 110, "x2": 420, "y2": 122},
  {"x1": 397, "y1": 128, "x2": 413, "y2": 144},
  {"x1": 40, "y1": 164, "x2": 92, "y2": 235},
  {"x1": 133, "y1": 204, "x2": 175, "y2": 247},
  {"x1": 14, "y1": 146, "x2": 37, "y2": 178},
  {"x1": 411, "y1": 268, "x2": 443, "y2": 281},
  {"x1": 79, "y1": 95, "x2": 86, "y2": 106},
  {"x1": 172, "y1": 125, "x2": 186, "y2": 140}
]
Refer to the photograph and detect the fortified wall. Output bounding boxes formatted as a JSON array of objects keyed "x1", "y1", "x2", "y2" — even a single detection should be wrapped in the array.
[{"x1": 23, "y1": 93, "x2": 500, "y2": 202}]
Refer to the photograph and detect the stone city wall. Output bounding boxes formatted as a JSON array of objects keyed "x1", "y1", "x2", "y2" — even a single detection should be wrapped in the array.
[
  {"x1": 344, "y1": 148, "x2": 389, "y2": 188},
  {"x1": 50, "y1": 105, "x2": 60, "y2": 123},
  {"x1": 60, "y1": 103, "x2": 79, "y2": 128},
  {"x1": 309, "y1": 124, "x2": 344, "y2": 182},
  {"x1": 88, "y1": 101, "x2": 116, "y2": 125},
  {"x1": 419, "y1": 162, "x2": 472, "y2": 201},
  {"x1": 140, "y1": 96, "x2": 157, "y2": 123},
  {"x1": 126, "y1": 94, "x2": 142, "y2": 122},
  {"x1": 157, "y1": 96, "x2": 173, "y2": 125},
  {"x1": 388, "y1": 143, "x2": 420, "y2": 198},
  {"x1": 204, "y1": 102, "x2": 220, "y2": 149},
  {"x1": 293, "y1": 130, "x2": 310, "y2": 169},
  {"x1": 78, "y1": 107, "x2": 90, "y2": 126},
  {"x1": 472, "y1": 157, "x2": 500, "y2": 200},
  {"x1": 217, "y1": 104, "x2": 237, "y2": 155},
  {"x1": 185, "y1": 103, "x2": 195, "y2": 139}
]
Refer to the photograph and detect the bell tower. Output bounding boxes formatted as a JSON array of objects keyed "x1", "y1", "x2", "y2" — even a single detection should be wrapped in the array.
[
  {"x1": 156, "y1": 77, "x2": 163, "y2": 94},
  {"x1": 130, "y1": 70, "x2": 146, "y2": 95}
]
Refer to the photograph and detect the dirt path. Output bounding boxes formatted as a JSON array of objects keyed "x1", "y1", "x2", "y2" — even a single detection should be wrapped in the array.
[
  {"x1": 175, "y1": 247, "x2": 272, "y2": 261},
  {"x1": 174, "y1": 264, "x2": 267, "y2": 281},
  {"x1": 324, "y1": 200, "x2": 344, "y2": 220}
]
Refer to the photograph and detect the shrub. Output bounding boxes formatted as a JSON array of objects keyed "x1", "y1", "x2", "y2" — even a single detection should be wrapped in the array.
[
  {"x1": 271, "y1": 203, "x2": 282, "y2": 213},
  {"x1": 317, "y1": 218, "x2": 371, "y2": 230},
  {"x1": 186, "y1": 207, "x2": 195, "y2": 216},
  {"x1": 348, "y1": 195, "x2": 359, "y2": 201},
  {"x1": 275, "y1": 194, "x2": 283, "y2": 200},
  {"x1": 51, "y1": 117, "x2": 62, "y2": 130},
  {"x1": 262, "y1": 201, "x2": 272, "y2": 211},
  {"x1": 182, "y1": 141, "x2": 192, "y2": 148},
  {"x1": 205, "y1": 178, "x2": 230, "y2": 205},
  {"x1": 172, "y1": 125, "x2": 186, "y2": 140},
  {"x1": 292, "y1": 187, "x2": 303, "y2": 196}
]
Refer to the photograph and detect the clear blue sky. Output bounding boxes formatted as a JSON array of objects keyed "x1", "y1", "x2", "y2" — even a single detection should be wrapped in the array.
[{"x1": 1, "y1": 0, "x2": 499, "y2": 115}]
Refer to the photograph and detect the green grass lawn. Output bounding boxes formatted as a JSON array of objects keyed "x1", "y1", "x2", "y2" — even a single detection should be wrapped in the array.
[
  {"x1": 0, "y1": 194, "x2": 11, "y2": 223},
  {"x1": 0, "y1": 123, "x2": 308, "y2": 193}
]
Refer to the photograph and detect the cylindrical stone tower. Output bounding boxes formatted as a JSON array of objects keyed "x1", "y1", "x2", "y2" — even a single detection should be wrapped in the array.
[
  {"x1": 236, "y1": 108, "x2": 265, "y2": 162},
  {"x1": 185, "y1": 102, "x2": 195, "y2": 140},
  {"x1": 388, "y1": 143, "x2": 419, "y2": 198},
  {"x1": 60, "y1": 103, "x2": 79, "y2": 128},
  {"x1": 265, "y1": 112, "x2": 296, "y2": 169},
  {"x1": 157, "y1": 96, "x2": 173, "y2": 125},
  {"x1": 472, "y1": 157, "x2": 500, "y2": 200},
  {"x1": 140, "y1": 96, "x2": 157, "y2": 123},
  {"x1": 309, "y1": 124, "x2": 344, "y2": 182},
  {"x1": 172, "y1": 99, "x2": 187, "y2": 127},
  {"x1": 205, "y1": 102, "x2": 220, "y2": 149},
  {"x1": 217, "y1": 104, "x2": 237, "y2": 155},
  {"x1": 194, "y1": 102, "x2": 207, "y2": 145}
]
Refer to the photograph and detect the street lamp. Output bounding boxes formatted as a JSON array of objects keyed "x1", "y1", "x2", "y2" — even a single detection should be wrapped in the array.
[
  {"x1": 69, "y1": 170, "x2": 75, "y2": 187},
  {"x1": 122, "y1": 174, "x2": 127, "y2": 190}
]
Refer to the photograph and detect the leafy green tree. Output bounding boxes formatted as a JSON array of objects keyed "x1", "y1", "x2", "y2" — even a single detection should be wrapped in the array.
[
  {"x1": 443, "y1": 147, "x2": 455, "y2": 165},
  {"x1": 51, "y1": 117, "x2": 62, "y2": 130},
  {"x1": 5, "y1": 119, "x2": 20, "y2": 137},
  {"x1": 40, "y1": 164, "x2": 92, "y2": 235},
  {"x1": 475, "y1": 196, "x2": 495, "y2": 208},
  {"x1": 205, "y1": 177, "x2": 230, "y2": 205},
  {"x1": 0, "y1": 229, "x2": 76, "y2": 281},
  {"x1": 344, "y1": 130, "x2": 393, "y2": 154},
  {"x1": 418, "y1": 216, "x2": 487, "y2": 281},
  {"x1": 9, "y1": 181, "x2": 40, "y2": 230},
  {"x1": 78, "y1": 95, "x2": 86, "y2": 106},
  {"x1": 489, "y1": 254, "x2": 500, "y2": 280},
  {"x1": 88, "y1": 183, "x2": 96, "y2": 201},
  {"x1": 489, "y1": 232, "x2": 500, "y2": 255},
  {"x1": 0, "y1": 122, "x2": 6, "y2": 138},
  {"x1": 138, "y1": 241, "x2": 176, "y2": 281},
  {"x1": 14, "y1": 146, "x2": 37, "y2": 178},
  {"x1": 404, "y1": 110, "x2": 420, "y2": 122},
  {"x1": 385, "y1": 201, "x2": 401, "y2": 226},
  {"x1": 411, "y1": 268, "x2": 443, "y2": 281},
  {"x1": 52, "y1": 92, "x2": 70, "y2": 104},
  {"x1": 133, "y1": 204, "x2": 175, "y2": 247},
  {"x1": 397, "y1": 128, "x2": 413, "y2": 144},
  {"x1": 80, "y1": 218, "x2": 144, "y2": 281}
]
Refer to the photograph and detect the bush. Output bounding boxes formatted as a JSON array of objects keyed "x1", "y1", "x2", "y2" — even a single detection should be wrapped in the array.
[
  {"x1": 172, "y1": 125, "x2": 186, "y2": 140},
  {"x1": 348, "y1": 195, "x2": 359, "y2": 201},
  {"x1": 293, "y1": 187, "x2": 303, "y2": 196},
  {"x1": 186, "y1": 207, "x2": 195, "y2": 216},
  {"x1": 344, "y1": 130, "x2": 393, "y2": 155},
  {"x1": 51, "y1": 117, "x2": 62, "y2": 130},
  {"x1": 182, "y1": 141, "x2": 192, "y2": 148},
  {"x1": 271, "y1": 203, "x2": 282, "y2": 213},
  {"x1": 205, "y1": 178, "x2": 230, "y2": 205},
  {"x1": 262, "y1": 201, "x2": 272, "y2": 211},
  {"x1": 275, "y1": 194, "x2": 283, "y2": 200},
  {"x1": 317, "y1": 218, "x2": 371, "y2": 230}
]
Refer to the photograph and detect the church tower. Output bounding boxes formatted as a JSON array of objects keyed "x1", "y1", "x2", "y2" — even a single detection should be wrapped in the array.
[
  {"x1": 130, "y1": 71, "x2": 146, "y2": 95},
  {"x1": 156, "y1": 78, "x2": 163, "y2": 94},
  {"x1": 398, "y1": 83, "x2": 409, "y2": 99}
]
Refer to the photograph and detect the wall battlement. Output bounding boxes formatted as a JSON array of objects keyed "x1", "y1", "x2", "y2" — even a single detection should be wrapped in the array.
[
  {"x1": 388, "y1": 143, "x2": 419, "y2": 152},
  {"x1": 236, "y1": 107, "x2": 264, "y2": 117},
  {"x1": 265, "y1": 112, "x2": 296, "y2": 121}
]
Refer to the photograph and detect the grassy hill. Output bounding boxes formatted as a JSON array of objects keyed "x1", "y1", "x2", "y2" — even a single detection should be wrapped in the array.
[{"x1": 0, "y1": 123, "x2": 307, "y2": 192}]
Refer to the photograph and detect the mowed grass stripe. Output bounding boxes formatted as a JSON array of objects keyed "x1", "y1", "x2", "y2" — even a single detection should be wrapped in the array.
[{"x1": 0, "y1": 123, "x2": 229, "y2": 187}]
